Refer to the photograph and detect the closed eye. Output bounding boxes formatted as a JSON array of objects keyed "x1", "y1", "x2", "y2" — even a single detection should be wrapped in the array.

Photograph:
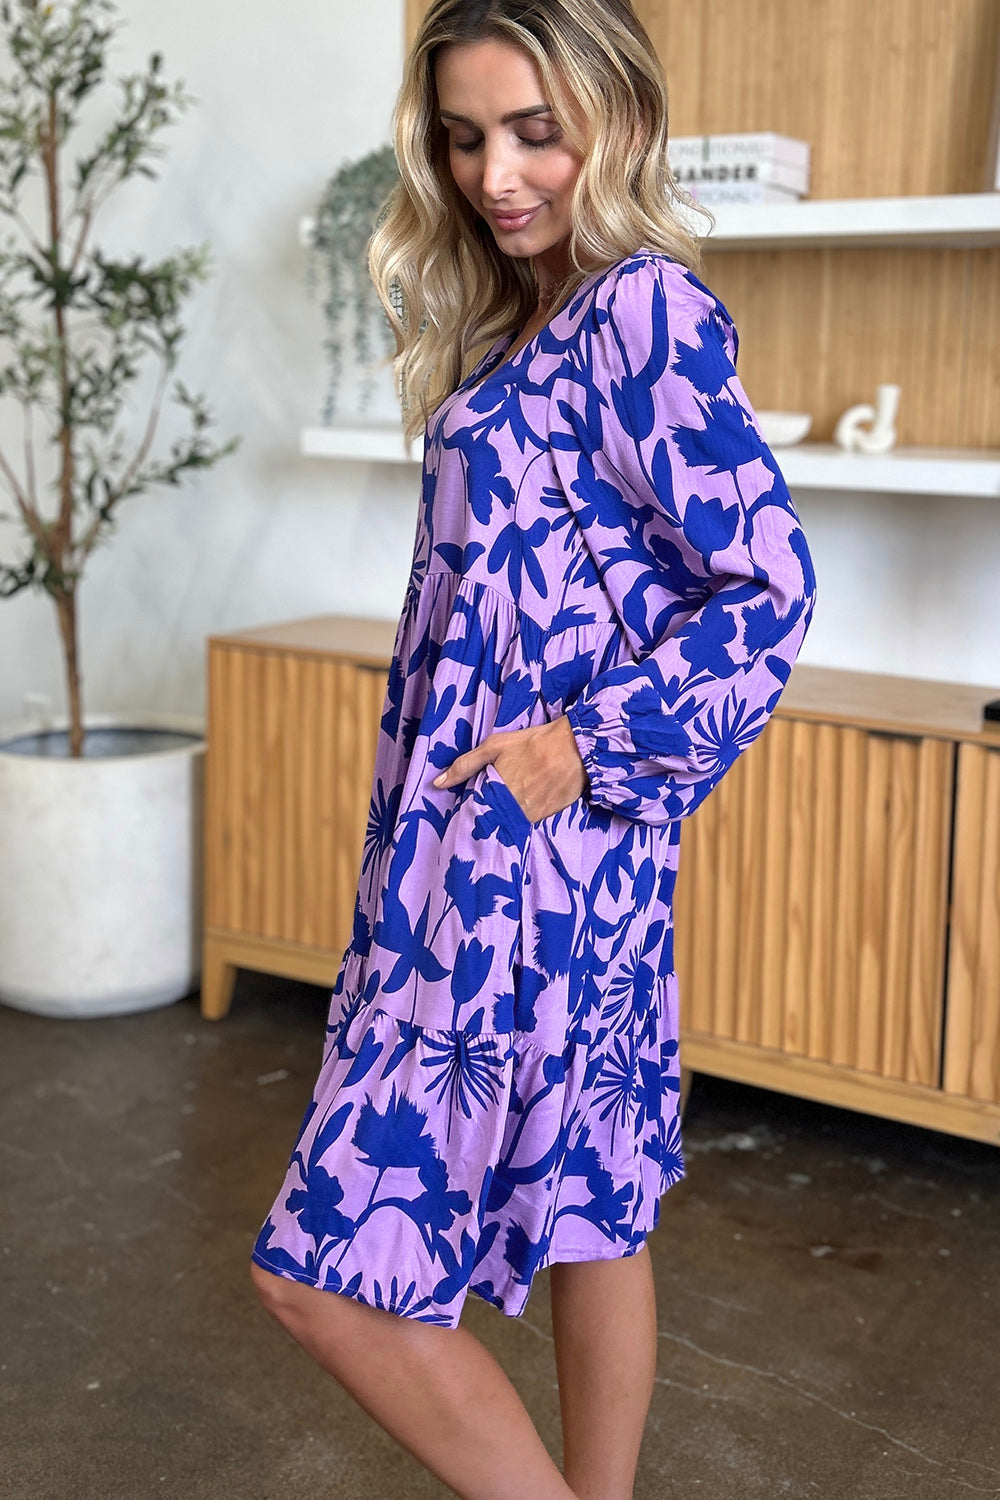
[{"x1": 452, "y1": 135, "x2": 559, "y2": 154}]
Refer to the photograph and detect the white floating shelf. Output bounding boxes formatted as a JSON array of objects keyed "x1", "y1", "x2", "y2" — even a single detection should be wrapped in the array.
[
  {"x1": 302, "y1": 194, "x2": 1000, "y2": 256},
  {"x1": 774, "y1": 443, "x2": 1000, "y2": 498},
  {"x1": 301, "y1": 426, "x2": 1000, "y2": 498},
  {"x1": 689, "y1": 191, "x2": 1000, "y2": 251},
  {"x1": 302, "y1": 423, "x2": 424, "y2": 464}
]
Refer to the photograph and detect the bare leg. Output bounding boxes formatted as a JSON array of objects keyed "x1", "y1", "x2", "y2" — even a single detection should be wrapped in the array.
[
  {"x1": 250, "y1": 1262, "x2": 577, "y2": 1500},
  {"x1": 549, "y1": 1244, "x2": 658, "y2": 1500}
]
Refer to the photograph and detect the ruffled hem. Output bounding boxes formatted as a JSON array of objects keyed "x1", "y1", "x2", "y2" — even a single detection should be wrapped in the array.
[{"x1": 251, "y1": 960, "x2": 685, "y2": 1328}]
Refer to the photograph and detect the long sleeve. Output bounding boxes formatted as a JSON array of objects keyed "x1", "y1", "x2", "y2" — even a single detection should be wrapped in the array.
[{"x1": 550, "y1": 252, "x2": 817, "y2": 826}]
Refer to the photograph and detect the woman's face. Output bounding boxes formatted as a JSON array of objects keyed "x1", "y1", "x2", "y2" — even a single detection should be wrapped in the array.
[{"x1": 435, "y1": 38, "x2": 585, "y2": 272}]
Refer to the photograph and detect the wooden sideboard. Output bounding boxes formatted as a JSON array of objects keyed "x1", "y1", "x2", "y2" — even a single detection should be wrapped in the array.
[
  {"x1": 673, "y1": 673, "x2": 1000, "y2": 1145},
  {"x1": 203, "y1": 614, "x2": 1000, "y2": 1145},
  {"x1": 202, "y1": 615, "x2": 395, "y2": 1020}
]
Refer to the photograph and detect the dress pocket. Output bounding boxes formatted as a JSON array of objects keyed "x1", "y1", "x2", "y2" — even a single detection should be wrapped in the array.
[
  {"x1": 356, "y1": 758, "x2": 535, "y2": 1036},
  {"x1": 510, "y1": 783, "x2": 591, "y2": 1052},
  {"x1": 479, "y1": 760, "x2": 532, "y2": 846},
  {"x1": 482, "y1": 760, "x2": 588, "y2": 840},
  {"x1": 457, "y1": 762, "x2": 593, "y2": 1049}
]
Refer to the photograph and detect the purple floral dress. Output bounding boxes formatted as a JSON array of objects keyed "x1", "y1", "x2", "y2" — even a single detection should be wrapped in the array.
[{"x1": 251, "y1": 249, "x2": 817, "y2": 1326}]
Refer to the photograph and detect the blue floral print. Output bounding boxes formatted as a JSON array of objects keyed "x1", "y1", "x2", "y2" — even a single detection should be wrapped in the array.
[{"x1": 251, "y1": 249, "x2": 816, "y2": 1327}]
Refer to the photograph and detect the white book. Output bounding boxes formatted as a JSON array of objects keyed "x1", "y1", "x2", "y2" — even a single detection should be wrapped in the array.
[
  {"x1": 671, "y1": 156, "x2": 809, "y2": 194},
  {"x1": 687, "y1": 181, "x2": 804, "y2": 206},
  {"x1": 669, "y1": 131, "x2": 811, "y2": 173}
]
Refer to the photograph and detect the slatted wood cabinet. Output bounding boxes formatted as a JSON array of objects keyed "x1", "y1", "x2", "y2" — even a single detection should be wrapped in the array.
[
  {"x1": 202, "y1": 616, "x2": 395, "y2": 1021},
  {"x1": 674, "y1": 676, "x2": 1000, "y2": 1144},
  {"x1": 203, "y1": 614, "x2": 1000, "y2": 1146}
]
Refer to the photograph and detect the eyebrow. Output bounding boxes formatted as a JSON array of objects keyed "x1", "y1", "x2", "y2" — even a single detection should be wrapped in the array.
[{"x1": 438, "y1": 104, "x2": 554, "y2": 124}]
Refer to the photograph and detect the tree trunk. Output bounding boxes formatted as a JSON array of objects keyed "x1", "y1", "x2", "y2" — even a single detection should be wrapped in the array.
[
  {"x1": 54, "y1": 587, "x2": 83, "y2": 758},
  {"x1": 42, "y1": 88, "x2": 82, "y2": 757}
]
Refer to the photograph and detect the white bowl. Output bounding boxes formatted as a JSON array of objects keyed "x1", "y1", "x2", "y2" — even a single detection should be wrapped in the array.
[{"x1": 757, "y1": 410, "x2": 812, "y2": 447}]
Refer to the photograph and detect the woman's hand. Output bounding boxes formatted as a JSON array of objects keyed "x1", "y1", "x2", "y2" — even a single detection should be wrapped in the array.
[{"x1": 432, "y1": 715, "x2": 590, "y2": 823}]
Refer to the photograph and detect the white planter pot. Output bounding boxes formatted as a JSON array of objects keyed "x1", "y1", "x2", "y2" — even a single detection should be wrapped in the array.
[{"x1": 0, "y1": 712, "x2": 205, "y2": 1018}]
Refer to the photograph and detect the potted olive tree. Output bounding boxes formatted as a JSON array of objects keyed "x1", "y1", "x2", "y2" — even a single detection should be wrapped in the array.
[{"x1": 0, "y1": 0, "x2": 239, "y2": 1017}]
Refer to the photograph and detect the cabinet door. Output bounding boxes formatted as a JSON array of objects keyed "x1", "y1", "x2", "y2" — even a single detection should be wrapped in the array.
[
  {"x1": 673, "y1": 716, "x2": 953, "y2": 1086},
  {"x1": 205, "y1": 644, "x2": 387, "y2": 954},
  {"x1": 943, "y1": 742, "x2": 1000, "y2": 1103}
]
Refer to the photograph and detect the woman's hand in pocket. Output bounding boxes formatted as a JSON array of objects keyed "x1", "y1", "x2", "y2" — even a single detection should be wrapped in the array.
[{"x1": 432, "y1": 716, "x2": 590, "y2": 822}]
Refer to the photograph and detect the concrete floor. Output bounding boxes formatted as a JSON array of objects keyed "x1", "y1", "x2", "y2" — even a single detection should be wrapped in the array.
[{"x1": 2, "y1": 970, "x2": 998, "y2": 1500}]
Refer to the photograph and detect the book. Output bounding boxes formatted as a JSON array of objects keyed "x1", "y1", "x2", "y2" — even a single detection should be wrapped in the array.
[
  {"x1": 686, "y1": 181, "x2": 804, "y2": 206},
  {"x1": 668, "y1": 131, "x2": 811, "y2": 172},
  {"x1": 671, "y1": 156, "x2": 808, "y2": 194}
]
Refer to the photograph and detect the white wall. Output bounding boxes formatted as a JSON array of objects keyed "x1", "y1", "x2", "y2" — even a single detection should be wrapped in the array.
[
  {"x1": 1, "y1": 2, "x2": 998, "y2": 733},
  {"x1": 792, "y1": 488, "x2": 1000, "y2": 685}
]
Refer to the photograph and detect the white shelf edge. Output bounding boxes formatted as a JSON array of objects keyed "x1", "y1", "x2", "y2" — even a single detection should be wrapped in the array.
[
  {"x1": 685, "y1": 191, "x2": 1000, "y2": 249},
  {"x1": 774, "y1": 443, "x2": 1000, "y2": 498},
  {"x1": 301, "y1": 424, "x2": 425, "y2": 464},
  {"x1": 301, "y1": 193, "x2": 1000, "y2": 255},
  {"x1": 301, "y1": 427, "x2": 1000, "y2": 498}
]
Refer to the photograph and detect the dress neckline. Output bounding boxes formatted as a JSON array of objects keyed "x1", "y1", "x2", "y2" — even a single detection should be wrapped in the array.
[{"x1": 461, "y1": 257, "x2": 623, "y2": 397}]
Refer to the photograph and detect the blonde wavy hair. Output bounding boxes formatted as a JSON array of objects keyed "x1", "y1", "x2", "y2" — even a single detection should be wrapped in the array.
[{"x1": 367, "y1": 0, "x2": 714, "y2": 441}]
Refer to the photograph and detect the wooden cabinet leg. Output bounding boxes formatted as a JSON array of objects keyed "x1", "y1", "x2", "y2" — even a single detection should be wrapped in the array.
[
  {"x1": 679, "y1": 1066, "x2": 694, "y2": 1119},
  {"x1": 201, "y1": 938, "x2": 238, "y2": 1020}
]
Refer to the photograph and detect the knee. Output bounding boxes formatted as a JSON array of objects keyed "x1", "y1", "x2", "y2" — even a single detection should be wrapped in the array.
[{"x1": 250, "y1": 1258, "x2": 302, "y2": 1323}]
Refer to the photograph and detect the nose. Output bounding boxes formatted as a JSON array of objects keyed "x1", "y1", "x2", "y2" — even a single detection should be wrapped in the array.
[{"x1": 479, "y1": 136, "x2": 521, "y2": 203}]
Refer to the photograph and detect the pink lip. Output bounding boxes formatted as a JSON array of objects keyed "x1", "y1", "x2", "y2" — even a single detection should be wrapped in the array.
[{"x1": 490, "y1": 204, "x2": 543, "y2": 230}]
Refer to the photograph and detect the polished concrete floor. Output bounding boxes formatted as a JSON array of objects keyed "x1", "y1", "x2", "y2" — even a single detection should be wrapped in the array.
[{"x1": 2, "y1": 969, "x2": 998, "y2": 1500}]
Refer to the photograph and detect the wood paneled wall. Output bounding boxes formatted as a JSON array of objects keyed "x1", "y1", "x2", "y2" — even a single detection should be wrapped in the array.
[
  {"x1": 646, "y1": 0, "x2": 999, "y2": 199},
  {"x1": 709, "y1": 245, "x2": 998, "y2": 449},
  {"x1": 403, "y1": 0, "x2": 1000, "y2": 448}
]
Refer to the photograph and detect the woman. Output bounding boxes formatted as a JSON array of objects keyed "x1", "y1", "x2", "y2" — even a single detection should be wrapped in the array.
[{"x1": 251, "y1": 2, "x2": 817, "y2": 1496}]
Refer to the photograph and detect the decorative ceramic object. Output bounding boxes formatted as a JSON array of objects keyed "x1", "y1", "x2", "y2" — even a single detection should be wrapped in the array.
[
  {"x1": 834, "y1": 384, "x2": 901, "y2": 454},
  {"x1": 756, "y1": 411, "x2": 813, "y2": 446}
]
